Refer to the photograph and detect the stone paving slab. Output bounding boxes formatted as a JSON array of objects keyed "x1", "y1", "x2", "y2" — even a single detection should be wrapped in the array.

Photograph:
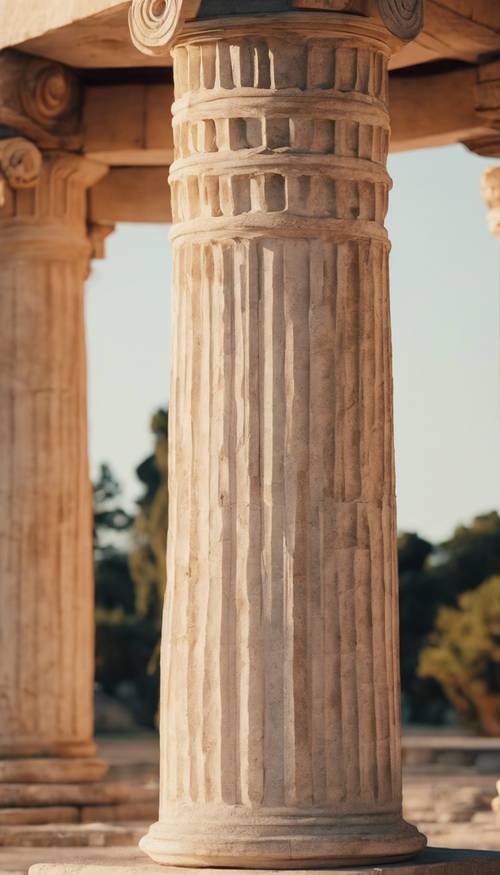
[
  {"x1": 21, "y1": 847, "x2": 500, "y2": 875},
  {"x1": 0, "y1": 847, "x2": 143, "y2": 875}
]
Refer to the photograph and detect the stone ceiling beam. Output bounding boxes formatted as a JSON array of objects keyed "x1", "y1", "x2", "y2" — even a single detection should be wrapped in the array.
[
  {"x1": 83, "y1": 82, "x2": 174, "y2": 166},
  {"x1": 89, "y1": 167, "x2": 172, "y2": 223}
]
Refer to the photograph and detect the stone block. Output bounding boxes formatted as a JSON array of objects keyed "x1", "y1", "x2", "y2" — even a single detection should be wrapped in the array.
[
  {"x1": 0, "y1": 809, "x2": 79, "y2": 827},
  {"x1": 0, "y1": 761, "x2": 108, "y2": 785},
  {"x1": 80, "y1": 804, "x2": 157, "y2": 824},
  {"x1": 403, "y1": 748, "x2": 436, "y2": 767},
  {"x1": 475, "y1": 752, "x2": 500, "y2": 773},
  {"x1": 436, "y1": 751, "x2": 475, "y2": 767},
  {"x1": 27, "y1": 847, "x2": 500, "y2": 875},
  {"x1": 0, "y1": 784, "x2": 131, "y2": 808}
]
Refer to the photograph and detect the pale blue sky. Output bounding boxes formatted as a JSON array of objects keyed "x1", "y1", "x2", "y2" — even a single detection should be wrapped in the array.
[{"x1": 86, "y1": 144, "x2": 500, "y2": 544}]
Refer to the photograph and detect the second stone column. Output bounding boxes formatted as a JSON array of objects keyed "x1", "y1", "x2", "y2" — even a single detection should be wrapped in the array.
[
  {"x1": 136, "y1": 6, "x2": 426, "y2": 869},
  {"x1": 0, "y1": 144, "x2": 106, "y2": 774}
]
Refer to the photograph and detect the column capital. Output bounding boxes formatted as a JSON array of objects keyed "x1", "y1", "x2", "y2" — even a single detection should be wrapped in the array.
[
  {"x1": 0, "y1": 150, "x2": 107, "y2": 262},
  {"x1": 481, "y1": 165, "x2": 500, "y2": 240},
  {"x1": 129, "y1": 0, "x2": 423, "y2": 58},
  {"x1": 0, "y1": 49, "x2": 81, "y2": 149}
]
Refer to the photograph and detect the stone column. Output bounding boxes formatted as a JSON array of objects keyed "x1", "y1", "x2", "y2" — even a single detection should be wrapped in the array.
[
  {"x1": 0, "y1": 139, "x2": 107, "y2": 776},
  {"x1": 131, "y1": 1, "x2": 426, "y2": 868},
  {"x1": 481, "y1": 164, "x2": 500, "y2": 827}
]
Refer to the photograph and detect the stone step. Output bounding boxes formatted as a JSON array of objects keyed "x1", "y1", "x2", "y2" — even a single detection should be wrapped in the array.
[
  {"x1": 80, "y1": 804, "x2": 157, "y2": 825},
  {"x1": 0, "y1": 784, "x2": 157, "y2": 809},
  {"x1": 0, "y1": 761, "x2": 108, "y2": 785},
  {"x1": 0, "y1": 823, "x2": 144, "y2": 849},
  {"x1": 0, "y1": 810, "x2": 79, "y2": 827}
]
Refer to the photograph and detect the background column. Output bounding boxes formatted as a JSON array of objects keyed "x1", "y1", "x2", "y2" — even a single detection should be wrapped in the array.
[{"x1": 0, "y1": 140, "x2": 107, "y2": 773}]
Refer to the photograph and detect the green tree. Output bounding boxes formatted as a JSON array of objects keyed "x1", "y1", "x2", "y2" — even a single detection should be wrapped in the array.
[
  {"x1": 418, "y1": 576, "x2": 500, "y2": 735},
  {"x1": 94, "y1": 463, "x2": 135, "y2": 615},
  {"x1": 93, "y1": 463, "x2": 159, "y2": 726},
  {"x1": 398, "y1": 511, "x2": 500, "y2": 725}
]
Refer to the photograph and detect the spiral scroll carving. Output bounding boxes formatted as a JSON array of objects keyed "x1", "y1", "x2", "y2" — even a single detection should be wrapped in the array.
[
  {"x1": 377, "y1": 0, "x2": 423, "y2": 40},
  {"x1": 129, "y1": 0, "x2": 201, "y2": 56},
  {"x1": 20, "y1": 59, "x2": 78, "y2": 128},
  {"x1": 0, "y1": 138, "x2": 42, "y2": 189}
]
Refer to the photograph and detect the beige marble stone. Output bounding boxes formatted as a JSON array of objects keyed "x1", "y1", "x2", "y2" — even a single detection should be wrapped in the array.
[
  {"x1": 80, "y1": 804, "x2": 158, "y2": 825},
  {"x1": 0, "y1": 823, "x2": 144, "y2": 849},
  {"x1": 0, "y1": 145, "x2": 106, "y2": 766},
  {"x1": 0, "y1": 783, "x2": 133, "y2": 809},
  {"x1": 0, "y1": 761, "x2": 108, "y2": 786},
  {"x1": 24, "y1": 848, "x2": 500, "y2": 875},
  {"x1": 130, "y1": 3, "x2": 425, "y2": 870},
  {"x1": 0, "y1": 809, "x2": 79, "y2": 827}
]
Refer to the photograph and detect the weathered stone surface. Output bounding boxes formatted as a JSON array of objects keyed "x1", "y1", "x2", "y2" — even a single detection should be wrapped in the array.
[
  {"x1": 26, "y1": 847, "x2": 500, "y2": 875},
  {"x1": 475, "y1": 753, "x2": 500, "y2": 774},
  {"x1": 138, "y1": 8, "x2": 424, "y2": 871},
  {"x1": 0, "y1": 151, "x2": 106, "y2": 764},
  {"x1": 0, "y1": 847, "x2": 143, "y2": 875},
  {"x1": 0, "y1": 783, "x2": 131, "y2": 809},
  {"x1": 436, "y1": 751, "x2": 474, "y2": 767},
  {"x1": 0, "y1": 761, "x2": 108, "y2": 785},
  {"x1": 404, "y1": 749, "x2": 436, "y2": 767},
  {"x1": 0, "y1": 823, "x2": 143, "y2": 848},
  {"x1": 80, "y1": 804, "x2": 158, "y2": 825},
  {"x1": 0, "y1": 809, "x2": 79, "y2": 827}
]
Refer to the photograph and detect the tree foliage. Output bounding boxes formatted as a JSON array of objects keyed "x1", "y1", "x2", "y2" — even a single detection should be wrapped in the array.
[
  {"x1": 93, "y1": 456, "x2": 163, "y2": 727},
  {"x1": 398, "y1": 512, "x2": 500, "y2": 726},
  {"x1": 418, "y1": 576, "x2": 500, "y2": 736}
]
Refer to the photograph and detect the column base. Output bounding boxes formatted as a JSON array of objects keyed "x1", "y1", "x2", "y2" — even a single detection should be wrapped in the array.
[
  {"x1": 140, "y1": 808, "x2": 426, "y2": 869},
  {"x1": 24, "y1": 847, "x2": 500, "y2": 875}
]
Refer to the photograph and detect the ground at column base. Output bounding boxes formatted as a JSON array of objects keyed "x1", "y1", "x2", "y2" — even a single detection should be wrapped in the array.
[{"x1": 5, "y1": 847, "x2": 498, "y2": 875}]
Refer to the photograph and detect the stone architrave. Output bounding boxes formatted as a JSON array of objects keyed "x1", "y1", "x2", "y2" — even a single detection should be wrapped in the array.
[
  {"x1": 0, "y1": 139, "x2": 107, "y2": 769},
  {"x1": 130, "y1": 0, "x2": 426, "y2": 869}
]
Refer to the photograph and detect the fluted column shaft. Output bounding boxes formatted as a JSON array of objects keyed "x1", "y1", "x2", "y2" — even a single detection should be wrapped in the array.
[
  {"x1": 142, "y1": 11, "x2": 425, "y2": 869},
  {"x1": 0, "y1": 149, "x2": 105, "y2": 759}
]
